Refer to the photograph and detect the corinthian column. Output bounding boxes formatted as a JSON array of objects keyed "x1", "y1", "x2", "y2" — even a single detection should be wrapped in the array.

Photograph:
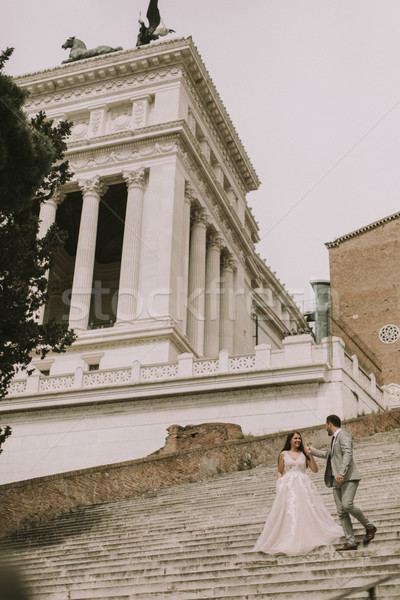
[
  {"x1": 36, "y1": 190, "x2": 65, "y2": 324},
  {"x1": 204, "y1": 232, "x2": 221, "y2": 357},
  {"x1": 69, "y1": 177, "x2": 107, "y2": 331},
  {"x1": 116, "y1": 168, "x2": 146, "y2": 325},
  {"x1": 181, "y1": 183, "x2": 195, "y2": 334},
  {"x1": 38, "y1": 190, "x2": 65, "y2": 238},
  {"x1": 187, "y1": 207, "x2": 207, "y2": 355},
  {"x1": 220, "y1": 254, "x2": 236, "y2": 354}
]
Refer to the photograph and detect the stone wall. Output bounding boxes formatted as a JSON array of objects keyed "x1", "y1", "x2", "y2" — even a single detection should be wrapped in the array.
[
  {"x1": 0, "y1": 410, "x2": 399, "y2": 540},
  {"x1": 153, "y1": 422, "x2": 243, "y2": 455}
]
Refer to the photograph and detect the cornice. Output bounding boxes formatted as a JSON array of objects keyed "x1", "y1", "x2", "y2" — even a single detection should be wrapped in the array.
[
  {"x1": 252, "y1": 254, "x2": 308, "y2": 327},
  {"x1": 16, "y1": 37, "x2": 259, "y2": 193},
  {"x1": 252, "y1": 291, "x2": 291, "y2": 337},
  {"x1": 175, "y1": 124, "x2": 255, "y2": 264},
  {"x1": 15, "y1": 37, "x2": 188, "y2": 84},
  {"x1": 326, "y1": 210, "x2": 400, "y2": 248}
]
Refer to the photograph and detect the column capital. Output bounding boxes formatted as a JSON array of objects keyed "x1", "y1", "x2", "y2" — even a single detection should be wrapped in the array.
[
  {"x1": 191, "y1": 207, "x2": 208, "y2": 228},
  {"x1": 221, "y1": 254, "x2": 236, "y2": 272},
  {"x1": 78, "y1": 176, "x2": 108, "y2": 197},
  {"x1": 207, "y1": 231, "x2": 222, "y2": 250},
  {"x1": 184, "y1": 181, "x2": 198, "y2": 204},
  {"x1": 123, "y1": 167, "x2": 146, "y2": 191},
  {"x1": 51, "y1": 189, "x2": 66, "y2": 206}
]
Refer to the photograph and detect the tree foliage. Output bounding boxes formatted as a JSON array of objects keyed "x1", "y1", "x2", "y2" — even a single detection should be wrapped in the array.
[
  {"x1": 0, "y1": 426, "x2": 12, "y2": 454},
  {"x1": 0, "y1": 48, "x2": 76, "y2": 400}
]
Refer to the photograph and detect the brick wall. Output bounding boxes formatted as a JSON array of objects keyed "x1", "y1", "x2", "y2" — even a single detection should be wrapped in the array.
[
  {"x1": 0, "y1": 410, "x2": 399, "y2": 539},
  {"x1": 328, "y1": 217, "x2": 400, "y2": 385}
]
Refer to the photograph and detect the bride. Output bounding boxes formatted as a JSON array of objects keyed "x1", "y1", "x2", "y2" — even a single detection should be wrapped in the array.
[{"x1": 252, "y1": 431, "x2": 342, "y2": 555}]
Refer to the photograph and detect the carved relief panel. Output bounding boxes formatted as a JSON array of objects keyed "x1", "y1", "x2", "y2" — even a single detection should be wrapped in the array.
[
  {"x1": 131, "y1": 95, "x2": 152, "y2": 129},
  {"x1": 69, "y1": 113, "x2": 90, "y2": 141},
  {"x1": 89, "y1": 107, "x2": 106, "y2": 138},
  {"x1": 107, "y1": 104, "x2": 132, "y2": 134}
]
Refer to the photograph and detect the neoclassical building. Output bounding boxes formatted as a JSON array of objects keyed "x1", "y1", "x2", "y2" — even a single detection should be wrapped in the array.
[
  {"x1": 25, "y1": 36, "x2": 306, "y2": 368},
  {"x1": 0, "y1": 38, "x2": 388, "y2": 484}
]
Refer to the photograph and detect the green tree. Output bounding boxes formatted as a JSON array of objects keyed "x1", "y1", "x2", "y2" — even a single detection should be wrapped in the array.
[
  {"x1": 0, "y1": 48, "x2": 76, "y2": 400},
  {"x1": 0, "y1": 426, "x2": 12, "y2": 454}
]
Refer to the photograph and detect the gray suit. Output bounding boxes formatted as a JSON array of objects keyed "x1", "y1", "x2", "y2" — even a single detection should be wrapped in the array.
[
  {"x1": 311, "y1": 430, "x2": 361, "y2": 487},
  {"x1": 311, "y1": 430, "x2": 370, "y2": 545}
]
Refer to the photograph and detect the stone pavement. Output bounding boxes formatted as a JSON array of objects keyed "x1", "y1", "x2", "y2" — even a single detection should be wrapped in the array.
[{"x1": 1, "y1": 429, "x2": 399, "y2": 600}]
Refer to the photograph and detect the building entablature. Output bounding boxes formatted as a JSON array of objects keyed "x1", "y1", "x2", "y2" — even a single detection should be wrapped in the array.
[
  {"x1": 16, "y1": 37, "x2": 259, "y2": 194},
  {"x1": 60, "y1": 121, "x2": 257, "y2": 274},
  {"x1": 248, "y1": 254, "x2": 308, "y2": 330}
]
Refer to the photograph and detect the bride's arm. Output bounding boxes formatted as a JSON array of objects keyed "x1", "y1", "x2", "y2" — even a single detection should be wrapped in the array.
[
  {"x1": 277, "y1": 452, "x2": 284, "y2": 479},
  {"x1": 304, "y1": 448, "x2": 318, "y2": 473}
]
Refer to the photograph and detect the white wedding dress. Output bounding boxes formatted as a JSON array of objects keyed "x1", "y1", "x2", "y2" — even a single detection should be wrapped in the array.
[{"x1": 252, "y1": 451, "x2": 343, "y2": 555}]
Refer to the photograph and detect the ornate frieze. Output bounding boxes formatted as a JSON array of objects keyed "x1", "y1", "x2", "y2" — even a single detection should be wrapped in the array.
[
  {"x1": 68, "y1": 140, "x2": 177, "y2": 172},
  {"x1": 23, "y1": 66, "x2": 183, "y2": 111}
]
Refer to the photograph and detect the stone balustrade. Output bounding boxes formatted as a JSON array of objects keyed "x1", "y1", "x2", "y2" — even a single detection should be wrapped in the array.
[{"x1": 6, "y1": 337, "x2": 384, "y2": 403}]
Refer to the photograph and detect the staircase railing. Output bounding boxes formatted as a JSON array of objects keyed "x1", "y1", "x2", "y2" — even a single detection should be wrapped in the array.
[{"x1": 330, "y1": 573, "x2": 399, "y2": 599}]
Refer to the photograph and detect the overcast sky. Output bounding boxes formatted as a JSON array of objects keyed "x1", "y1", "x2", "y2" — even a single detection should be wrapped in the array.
[{"x1": 2, "y1": 1, "x2": 400, "y2": 305}]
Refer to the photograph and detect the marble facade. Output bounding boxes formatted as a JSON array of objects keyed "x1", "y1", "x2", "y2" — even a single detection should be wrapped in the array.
[{"x1": 1, "y1": 38, "x2": 387, "y2": 484}]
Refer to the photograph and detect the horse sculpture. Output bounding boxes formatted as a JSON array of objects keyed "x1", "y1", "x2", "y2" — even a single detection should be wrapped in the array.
[{"x1": 62, "y1": 37, "x2": 122, "y2": 63}]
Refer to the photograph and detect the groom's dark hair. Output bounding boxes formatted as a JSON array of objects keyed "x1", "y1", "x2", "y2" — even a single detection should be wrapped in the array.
[{"x1": 326, "y1": 414, "x2": 341, "y2": 428}]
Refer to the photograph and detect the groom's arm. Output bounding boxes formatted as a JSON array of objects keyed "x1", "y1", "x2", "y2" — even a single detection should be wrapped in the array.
[
  {"x1": 337, "y1": 432, "x2": 353, "y2": 476},
  {"x1": 308, "y1": 447, "x2": 328, "y2": 459}
]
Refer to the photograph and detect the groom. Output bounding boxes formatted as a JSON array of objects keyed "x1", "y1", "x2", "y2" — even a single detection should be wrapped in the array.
[{"x1": 307, "y1": 415, "x2": 377, "y2": 551}]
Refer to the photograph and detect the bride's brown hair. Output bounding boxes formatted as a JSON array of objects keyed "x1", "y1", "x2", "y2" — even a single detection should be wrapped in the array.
[{"x1": 280, "y1": 431, "x2": 310, "y2": 464}]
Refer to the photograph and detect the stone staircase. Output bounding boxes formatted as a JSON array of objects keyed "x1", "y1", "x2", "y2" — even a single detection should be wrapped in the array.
[{"x1": 1, "y1": 429, "x2": 400, "y2": 600}]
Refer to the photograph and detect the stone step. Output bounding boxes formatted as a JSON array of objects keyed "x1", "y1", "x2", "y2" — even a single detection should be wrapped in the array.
[
  {"x1": 26, "y1": 567, "x2": 400, "y2": 600},
  {"x1": 10, "y1": 543, "x2": 400, "y2": 587},
  {"x1": 24, "y1": 552, "x2": 400, "y2": 591},
  {"x1": 4, "y1": 498, "x2": 398, "y2": 543},
  {"x1": 5, "y1": 518, "x2": 398, "y2": 553},
  {"x1": 1, "y1": 428, "x2": 399, "y2": 600}
]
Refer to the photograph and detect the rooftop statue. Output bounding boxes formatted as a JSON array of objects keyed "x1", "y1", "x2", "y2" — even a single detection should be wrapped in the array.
[
  {"x1": 136, "y1": 0, "x2": 175, "y2": 47},
  {"x1": 62, "y1": 37, "x2": 122, "y2": 63}
]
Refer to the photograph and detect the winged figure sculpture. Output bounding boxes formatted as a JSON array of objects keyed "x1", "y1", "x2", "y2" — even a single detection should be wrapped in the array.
[{"x1": 136, "y1": 0, "x2": 175, "y2": 47}]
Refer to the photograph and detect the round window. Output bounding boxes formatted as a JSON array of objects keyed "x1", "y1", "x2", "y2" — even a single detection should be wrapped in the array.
[{"x1": 379, "y1": 324, "x2": 400, "y2": 344}]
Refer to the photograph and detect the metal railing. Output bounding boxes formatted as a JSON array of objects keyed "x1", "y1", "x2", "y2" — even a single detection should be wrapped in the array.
[{"x1": 330, "y1": 573, "x2": 399, "y2": 599}]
